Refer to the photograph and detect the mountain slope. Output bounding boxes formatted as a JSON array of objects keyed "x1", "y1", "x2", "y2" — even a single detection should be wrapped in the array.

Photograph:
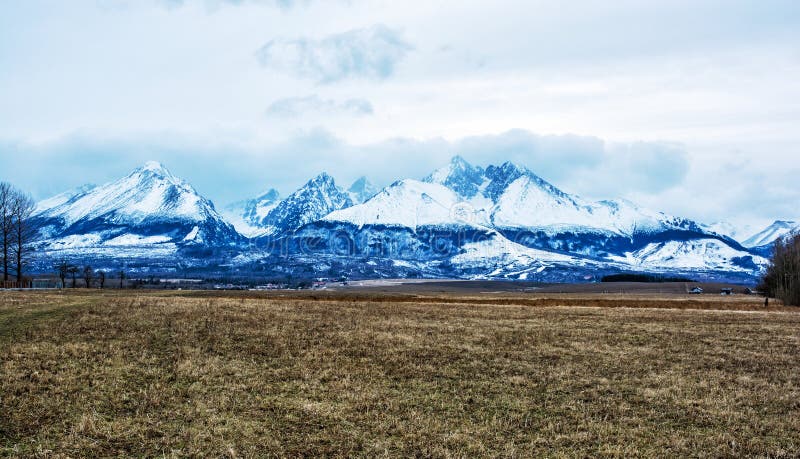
[
  {"x1": 221, "y1": 189, "x2": 281, "y2": 237},
  {"x1": 259, "y1": 173, "x2": 353, "y2": 235},
  {"x1": 423, "y1": 155, "x2": 486, "y2": 198},
  {"x1": 742, "y1": 220, "x2": 798, "y2": 248},
  {"x1": 29, "y1": 157, "x2": 769, "y2": 280},
  {"x1": 348, "y1": 177, "x2": 379, "y2": 204},
  {"x1": 311, "y1": 156, "x2": 765, "y2": 277},
  {"x1": 33, "y1": 161, "x2": 241, "y2": 257},
  {"x1": 700, "y1": 221, "x2": 753, "y2": 242},
  {"x1": 326, "y1": 179, "x2": 484, "y2": 229}
]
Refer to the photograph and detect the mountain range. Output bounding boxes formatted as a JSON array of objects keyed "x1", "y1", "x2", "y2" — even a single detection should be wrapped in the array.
[{"x1": 28, "y1": 157, "x2": 792, "y2": 281}]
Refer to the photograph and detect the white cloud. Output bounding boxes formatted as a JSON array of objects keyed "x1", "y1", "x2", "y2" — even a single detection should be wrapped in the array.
[{"x1": 255, "y1": 25, "x2": 412, "y2": 83}]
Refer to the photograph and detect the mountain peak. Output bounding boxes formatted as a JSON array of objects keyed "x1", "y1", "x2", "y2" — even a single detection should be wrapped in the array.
[
  {"x1": 255, "y1": 188, "x2": 280, "y2": 202},
  {"x1": 32, "y1": 160, "x2": 239, "y2": 248},
  {"x1": 450, "y1": 155, "x2": 470, "y2": 167},
  {"x1": 308, "y1": 172, "x2": 335, "y2": 186},
  {"x1": 142, "y1": 160, "x2": 165, "y2": 170},
  {"x1": 496, "y1": 161, "x2": 528, "y2": 176},
  {"x1": 349, "y1": 176, "x2": 371, "y2": 191},
  {"x1": 259, "y1": 172, "x2": 353, "y2": 233},
  {"x1": 137, "y1": 160, "x2": 173, "y2": 175},
  {"x1": 130, "y1": 161, "x2": 181, "y2": 183},
  {"x1": 742, "y1": 219, "x2": 799, "y2": 248},
  {"x1": 348, "y1": 176, "x2": 378, "y2": 203},
  {"x1": 424, "y1": 156, "x2": 485, "y2": 198}
]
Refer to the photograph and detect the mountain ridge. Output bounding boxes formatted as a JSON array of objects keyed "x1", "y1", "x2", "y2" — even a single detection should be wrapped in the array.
[{"x1": 30, "y1": 158, "x2": 771, "y2": 280}]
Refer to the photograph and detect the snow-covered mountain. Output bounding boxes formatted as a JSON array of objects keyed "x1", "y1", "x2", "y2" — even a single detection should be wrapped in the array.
[
  {"x1": 419, "y1": 156, "x2": 698, "y2": 238},
  {"x1": 700, "y1": 221, "x2": 753, "y2": 242},
  {"x1": 742, "y1": 220, "x2": 798, "y2": 251},
  {"x1": 309, "y1": 156, "x2": 766, "y2": 276},
  {"x1": 221, "y1": 189, "x2": 281, "y2": 237},
  {"x1": 348, "y1": 176, "x2": 378, "y2": 204},
  {"x1": 258, "y1": 173, "x2": 353, "y2": 235},
  {"x1": 326, "y1": 179, "x2": 475, "y2": 228},
  {"x1": 33, "y1": 161, "x2": 241, "y2": 260},
  {"x1": 423, "y1": 155, "x2": 486, "y2": 198},
  {"x1": 35, "y1": 184, "x2": 97, "y2": 214},
  {"x1": 30, "y1": 156, "x2": 770, "y2": 281},
  {"x1": 327, "y1": 157, "x2": 692, "y2": 241}
]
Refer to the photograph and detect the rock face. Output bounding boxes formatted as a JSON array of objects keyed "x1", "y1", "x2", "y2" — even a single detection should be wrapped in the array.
[{"x1": 257, "y1": 173, "x2": 353, "y2": 236}]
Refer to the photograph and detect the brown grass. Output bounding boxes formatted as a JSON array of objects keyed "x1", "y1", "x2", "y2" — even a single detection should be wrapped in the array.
[{"x1": 1, "y1": 290, "x2": 799, "y2": 457}]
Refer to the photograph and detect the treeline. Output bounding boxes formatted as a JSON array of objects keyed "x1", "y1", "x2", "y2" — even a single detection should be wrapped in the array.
[
  {"x1": 759, "y1": 232, "x2": 800, "y2": 306},
  {"x1": 0, "y1": 182, "x2": 36, "y2": 286},
  {"x1": 601, "y1": 273, "x2": 696, "y2": 283},
  {"x1": 56, "y1": 261, "x2": 126, "y2": 289}
]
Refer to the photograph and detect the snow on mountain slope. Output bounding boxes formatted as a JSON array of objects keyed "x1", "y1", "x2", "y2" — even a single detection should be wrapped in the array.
[
  {"x1": 33, "y1": 161, "x2": 240, "y2": 250},
  {"x1": 325, "y1": 179, "x2": 488, "y2": 229},
  {"x1": 610, "y1": 238, "x2": 767, "y2": 272},
  {"x1": 37, "y1": 162, "x2": 205, "y2": 225},
  {"x1": 240, "y1": 189, "x2": 281, "y2": 224},
  {"x1": 222, "y1": 189, "x2": 281, "y2": 237},
  {"x1": 28, "y1": 156, "x2": 769, "y2": 279},
  {"x1": 487, "y1": 163, "x2": 681, "y2": 236},
  {"x1": 700, "y1": 221, "x2": 752, "y2": 242},
  {"x1": 348, "y1": 177, "x2": 379, "y2": 204},
  {"x1": 449, "y1": 230, "x2": 589, "y2": 273},
  {"x1": 421, "y1": 156, "x2": 687, "y2": 237},
  {"x1": 317, "y1": 156, "x2": 759, "y2": 278},
  {"x1": 490, "y1": 175, "x2": 599, "y2": 232},
  {"x1": 423, "y1": 155, "x2": 486, "y2": 198},
  {"x1": 35, "y1": 184, "x2": 96, "y2": 214},
  {"x1": 742, "y1": 220, "x2": 798, "y2": 248},
  {"x1": 333, "y1": 157, "x2": 688, "y2": 239},
  {"x1": 260, "y1": 173, "x2": 353, "y2": 234}
]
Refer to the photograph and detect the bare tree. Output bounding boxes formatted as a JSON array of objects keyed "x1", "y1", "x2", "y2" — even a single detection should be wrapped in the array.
[
  {"x1": 0, "y1": 182, "x2": 12, "y2": 282},
  {"x1": 83, "y1": 265, "x2": 93, "y2": 288},
  {"x1": 119, "y1": 270, "x2": 125, "y2": 289},
  {"x1": 98, "y1": 271, "x2": 106, "y2": 289},
  {"x1": 67, "y1": 265, "x2": 79, "y2": 288},
  {"x1": 759, "y1": 232, "x2": 800, "y2": 306},
  {"x1": 11, "y1": 191, "x2": 36, "y2": 282},
  {"x1": 57, "y1": 259, "x2": 69, "y2": 289}
]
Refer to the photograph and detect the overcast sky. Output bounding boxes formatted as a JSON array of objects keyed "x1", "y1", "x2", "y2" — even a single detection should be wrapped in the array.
[{"x1": 1, "y1": 0, "x2": 798, "y2": 231}]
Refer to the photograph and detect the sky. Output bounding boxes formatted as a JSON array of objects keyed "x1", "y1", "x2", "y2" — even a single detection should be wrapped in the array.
[{"x1": 0, "y1": 0, "x2": 798, "y2": 233}]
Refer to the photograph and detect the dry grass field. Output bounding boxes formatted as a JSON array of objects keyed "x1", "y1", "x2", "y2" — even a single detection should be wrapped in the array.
[{"x1": 1, "y1": 289, "x2": 799, "y2": 457}]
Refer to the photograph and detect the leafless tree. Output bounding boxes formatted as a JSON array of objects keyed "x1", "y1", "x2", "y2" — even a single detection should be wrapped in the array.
[
  {"x1": 0, "y1": 182, "x2": 12, "y2": 282},
  {"x1": 98, "y1": 271, "x2": 106, "y2": 289},
  {"x1": 11, "y1": 191, "x2": 36, "y2": 282},
  {"x1": 57, "y1": 259, "x2": 69, "y2": 288},
  {"x1": 759, "y1": 232, "x2": 800, "y2": 306},
  {"x1": 83, "y1": 265, "x2": 93, "y2": 288},
  {"x1": 119, "y1": 270, "x2": 125, "y2": 289},
  {"x1": 67, "y1": 265, "x2": 79, "y2": 288}
]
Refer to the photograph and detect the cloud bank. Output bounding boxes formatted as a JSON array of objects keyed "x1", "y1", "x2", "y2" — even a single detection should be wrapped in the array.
[
  {"x1": 266, "y1": 95, "x2": 373, "y2": 118},
  {"x1": 0, "y1": 129, "x2": 691, "y2": 210}
]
